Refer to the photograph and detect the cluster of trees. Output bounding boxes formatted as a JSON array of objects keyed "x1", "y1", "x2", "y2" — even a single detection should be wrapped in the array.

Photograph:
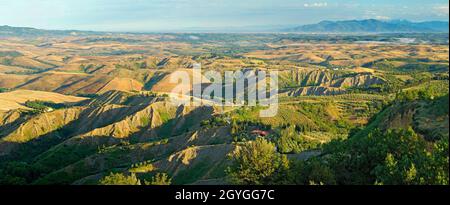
[
  {"x1": 227, "y1": 128, "x2": 449, "y2": 185},
  {"x1": 0, "y1": 57, "x2": 13, "y2": 66},
  {"x1": 0, "y1": 161, "x2": 47, "y2": 185},
  {"x1": 121, "y1": 92, "x2": 165, "y2": 106},
  {"x1": 201, "y1": 117, "x2": 229, "y2": 128},
  {"x1": 321, "y1": 128, "x2": 448, "y2": 185},
  {"x1": 364, "y1": 57, "x2": 448, "y2": 73},
  {"x1": 99, "y1": 172, "x2": 172, "y2": 185},
  {"x1": 396, "y1": 85, "x2": 449, "y2": 103},
  {"x1": 230, "y1": 119, "x2": 272, "y2": 142},
  {"x1": 276, "y1": 125, "x2": 320, "y2": 154},
  {"x1": 398, "y1": 63, "x2": 449, "y2": 73},
  {"x1": 114, "y1": 59, "x2": 160, "y2": 71},
  {"x1": 99, "y1": 173, "x2": 141, "y2": 185},
  {"x1": 297, "y1": 102, "x2": 354, "y2": 134},
  {"x1": 0, "y1": 87, "x2": 9, "y2": 93},
  {"x1": 76, "y1": 93, "x2": 99, "y2": 98},
  {"x1": 201, "y1": 115, "x2": 272, "y2": 143},
  {"x1": 24, "y1": 100, "x2": 65, "y2": 113},
  {"x1": 227, "y1": 138, "x2": 290, "y2": 185},
  {"x1": 0, "y1": 51, "x2": 22, "y2": 57}
]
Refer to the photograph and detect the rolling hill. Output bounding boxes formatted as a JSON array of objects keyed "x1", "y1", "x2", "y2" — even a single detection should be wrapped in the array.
[
  {"x1": 0, "y1": 90, "x2": 87, "y2": 111},
  {"x1": 0, "y1": 31, "x2": 448, "y2": 185}
]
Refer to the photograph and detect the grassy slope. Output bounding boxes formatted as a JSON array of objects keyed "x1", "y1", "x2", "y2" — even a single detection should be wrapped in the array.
[{"x1": 0, "y1": 90, "x2": 87, "y2": 111}]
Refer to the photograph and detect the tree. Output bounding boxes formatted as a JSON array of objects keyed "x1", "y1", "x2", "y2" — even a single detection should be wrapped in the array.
[
  {"x1": 0, "y1": 87, "x2": 9, "y2": 93},
  {"x1": 289, "y1": 159, "x2": 337, "y2": 185},
  {"x1": 144, "y1": 173, "x2": 172, "y2": 185},
  {"x1": 277, "y1": 125, "x2": 306, "y2": 154},
  {"x1": 0, "y1": 161, "x2": 45, "y2": 185},
  {"x1": 230, "y1": 119, "x2": 239, "y2": 135},
  {"x1": 282, "y1": 128, "x2": 449, "y2": 185},
  {"x1": 321, "y1": 128, "x2": 449, "y2": 185},
  {"x1": 99, "y1": 173, "x2": 141, "y2": 185},
  {"x1": 227, "y1": 138, "x2": 290, "y2": 185},
  {"x1": 370, "y1": 129, "x2": 448, "y2": 185}
]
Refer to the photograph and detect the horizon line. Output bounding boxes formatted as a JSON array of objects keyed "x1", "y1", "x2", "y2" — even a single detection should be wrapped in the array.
[{"x1": 1, "y1": 18, "x2": 449, "y2": 33}]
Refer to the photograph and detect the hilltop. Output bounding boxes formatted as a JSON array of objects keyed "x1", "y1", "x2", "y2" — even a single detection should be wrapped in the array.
[{"x1": 0, "y1": 90, "x2": 87, "y2": 111}]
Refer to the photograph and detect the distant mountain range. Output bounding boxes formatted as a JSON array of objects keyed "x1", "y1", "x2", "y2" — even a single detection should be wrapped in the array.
[
  {"x1": 286, "y1": 19, "x2": 449, "y2": 33},
  {"x1": 1, "y1": 19, "x2": 449, "y2": 35},
  {"x1": 0, "y1": 25, "x2": 104, "y2": 37}
]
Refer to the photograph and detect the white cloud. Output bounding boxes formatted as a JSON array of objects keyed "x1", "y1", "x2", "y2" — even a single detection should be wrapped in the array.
[
  {"x1": 434, "y1": 5, "x2": 449, "y2": 16},
  {"x1": 304, "y1": 2, "x2": 328, "y2": 8},
  {"x1": 375, "y1": 16, "x2": 391, "y2": 20},
  {"x1": 362, "y1": 10, "x2": 391, "y2": 21}
]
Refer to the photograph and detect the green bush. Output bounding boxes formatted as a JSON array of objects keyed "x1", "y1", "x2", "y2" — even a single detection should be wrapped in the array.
[
  {"x1": 0, "y1": 88, "x2": 9, "y2": 93},
  {"x1": 227, "y1": 138, "x2": 290, "y2": 185},
  {"x1": 320, "y1": 128, "x2": 449, "y2": 185},
  {"x1": 99, "y1": 173, "x2": 141, "y2": 185},
  {"x1": 24, "y1": 100, "x2": 66, "y2": 112},
  {"x1": 276, "y1": 125, "x2": 315, "y2": 154},
  {"x1": 144, "y1": 173, "x2": 172, "y2": 185}
]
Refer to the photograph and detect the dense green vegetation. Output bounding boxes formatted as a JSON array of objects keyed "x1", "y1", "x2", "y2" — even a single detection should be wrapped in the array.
[
  {"x1": 0, "y1": 162, "x2": 46, "y2": 185},
  {"x1": 0, "y1": 87, "x2": 10, "y2": 93},
  {"x1": 99, "y1": 173, "x2": 141, "y2": 185},
  {"x1": 99, "y1": 172, "x2": 172, "y2": 185},
  {"x1": 24, "y1": 100, "x2": 67, "y2": 113},
  {"x1": 227, "y1": 138, "x2": 290, "y2": 185},
  {"x1": 145, "y1": 173, "x2": 172, "y2": 185},
  {"x1": 226, "y1": 89, "x2": 449, "y2": 185},
  {"x1": 364, "y1": 59, "x2": 449, "y2": 73},
  {"x1": 315, "y1": 128, "x2": 447, "y2": 185},
  {"x1": 0, "y1": 57, "x2": 13, "y2": 66},
  {"x1": 227, "y1": 128, "x2": 448, "y2": 185},
  {"x1": 0, "y1": 51, "x2": 23, "y2": 57},
  {"x1": 395, "y1": 81, "x2": 449, "y2": 102},
  {"x1": 275, "y1": 125, "x2": 321, "y2": 154}
]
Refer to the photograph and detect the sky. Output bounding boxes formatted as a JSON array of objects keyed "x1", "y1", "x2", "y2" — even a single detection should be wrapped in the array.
[{"x1": 0, "y1": 0, "x2": 448, "y2": 32}]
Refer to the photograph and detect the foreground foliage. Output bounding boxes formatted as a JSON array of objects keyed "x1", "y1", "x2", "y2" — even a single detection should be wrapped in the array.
[
  {"x1": 99, "y1": 173, "x2": 141, "y2": 185},
  {"x1": 98, "y1": 172, "x2": 172, "y2": 185},
  {"x1": 228, "y1": 128, "x2": 449, "y2": 185},
  {"x1": 227, "y1": 138, "x2": 289, "y2": 185},
  {"x1": 319, "y1": 128, "x2": 449, "y2": 185}
]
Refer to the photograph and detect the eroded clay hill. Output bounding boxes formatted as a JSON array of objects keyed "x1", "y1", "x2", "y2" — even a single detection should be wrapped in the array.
[
  {"x1": 0, "y1": 90, "x2": 235, "y2": 184},
  {"x1": 0, "y1": 88, "x2": 377, "y2": 184},
  {"x1": 279, "y1": 68, "x2": 385, "y2": 96}
]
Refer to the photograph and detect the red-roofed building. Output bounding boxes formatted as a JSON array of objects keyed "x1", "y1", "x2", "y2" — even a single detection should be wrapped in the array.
[{"x1": 251, "y1": 130, "x2": 269, "y2": 137}]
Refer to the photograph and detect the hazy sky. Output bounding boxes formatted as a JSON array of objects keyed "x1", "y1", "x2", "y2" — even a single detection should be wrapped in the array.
[{"x1": 0, "y1": 0, "x2": 448, "y2": 31}]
